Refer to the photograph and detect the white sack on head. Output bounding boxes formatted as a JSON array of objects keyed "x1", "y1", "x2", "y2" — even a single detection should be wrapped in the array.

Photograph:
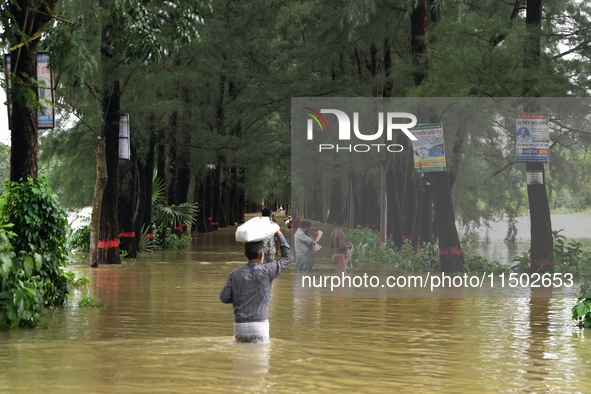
[{"x1": 235, "y1": 217, "x2": 280, "y2": 243}]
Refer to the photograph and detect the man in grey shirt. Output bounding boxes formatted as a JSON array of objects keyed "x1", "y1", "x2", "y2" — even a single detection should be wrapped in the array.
[
  {"x1": 294, "y1": 220, "x2": 316, "y2": 272},
  {"x1": 220, "y1": 229, "x2": 292, "y2": 343}
]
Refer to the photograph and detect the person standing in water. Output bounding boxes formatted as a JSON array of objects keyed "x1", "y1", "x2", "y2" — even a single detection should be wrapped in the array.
[
  {"x1": 294, "y1": 219, "x2": 316, "y2": 272},
  {"x1": 330, "y1": 215, "x2": 352, "y2": 275},
  {"x1": 220, "y1": 228, "x2": 292, "y2": 344}
]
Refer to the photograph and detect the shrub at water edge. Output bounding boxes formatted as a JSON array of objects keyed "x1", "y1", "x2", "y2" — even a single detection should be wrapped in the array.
[{"x1": 0, "y1": 177, "x2": 69, "y2": 328}]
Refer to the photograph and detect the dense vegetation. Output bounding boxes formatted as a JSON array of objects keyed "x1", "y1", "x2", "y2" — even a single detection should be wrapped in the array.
[{"x1": 0, "y1": 177, "x2": 69, "y2": 328}]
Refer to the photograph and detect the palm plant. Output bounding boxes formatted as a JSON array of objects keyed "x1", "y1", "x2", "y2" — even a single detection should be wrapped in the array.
[{"x1": 151, "y1": 174, "x2": 199, "y2": 235}]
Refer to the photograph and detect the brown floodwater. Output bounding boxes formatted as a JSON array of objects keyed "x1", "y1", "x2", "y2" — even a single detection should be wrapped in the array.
[{"x1": 1, "y1": 227, "x2": 591, "y2": 393}]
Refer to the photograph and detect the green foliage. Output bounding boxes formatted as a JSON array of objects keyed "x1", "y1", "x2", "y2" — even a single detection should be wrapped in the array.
[
  {"x1": 346, "y1": 228, "x2": 438, "y2": 272},
  {"x1": 138, "y1": 224, "x2": 156, "y2": 253},
  {"x1": 79, "y1": 295, "x2": 106, "y2": 308},
  {"x1": 68, "y1": 252, "x2": 88, "y2": 265},
  {"x1": 40, "y1": 125, "x2": 97, "y2": 208},
  {"x1": 68, "y1": 216, "x2": 91, "y2": 253},
  {"x1": 151, "y1": 175, "x2": 199, "y2": 230},
  {"x1": 572, "y1": 282, "x2": 591, "y2": 329},
  {"x1": 0, "y1": 144, "x2": 10, "y2": 194},
  {"x1": 146, "y1": 175, "x2": 196, "y2": 251},
  {"x1": 111, "y1": 0, "x2": 209, "y2": 64},
  {"x1": 0, "y1": 177, "x2": 69, "y2": 309},
  {"x1": 153, "y1": 202, "x2": 198, "y2": 230},
  {"x1": 511, "y1": 230, "x2": 591, "y2": 277},
  {"x1": 64, "y1": 271, "x2": 90, "y2": 288},
  {"x1": 463, "y1": 253, "x2": 512, "y2": 275},
  {"x1": 0, "y1": 223, "x2": 46, "y2": 329},
  {"x1": 511, "y1": 252, "x2": 532, "y2": 274},
  {"x1": 553, "y1": 230, "x2": 591, "y2": 278},
  {"x1": 151, "y1": 175, "x2": 166, "y2": 206},
  {"x1": 156, "y1": 227, "x2": 191, "y2": 251}
]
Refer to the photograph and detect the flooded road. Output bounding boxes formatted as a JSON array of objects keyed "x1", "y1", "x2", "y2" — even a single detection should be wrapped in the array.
[{"x1": 1, "y1": 227, "x2": 591, "y2": 393}]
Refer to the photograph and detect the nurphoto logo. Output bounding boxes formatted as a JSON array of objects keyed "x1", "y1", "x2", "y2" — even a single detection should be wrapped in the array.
[{"x1": 304, "y1": 108, "x2": 418, "y2": 153}]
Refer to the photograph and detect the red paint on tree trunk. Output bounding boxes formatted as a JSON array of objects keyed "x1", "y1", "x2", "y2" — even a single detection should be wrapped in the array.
[{"x1": 98, "y1": 239, "x2": 119, "y2": 249}]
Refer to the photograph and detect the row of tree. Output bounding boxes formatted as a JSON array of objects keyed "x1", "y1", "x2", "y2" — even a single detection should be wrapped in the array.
[{"x1": 2, "y1": 0, "x2": 591, "y2": 270}]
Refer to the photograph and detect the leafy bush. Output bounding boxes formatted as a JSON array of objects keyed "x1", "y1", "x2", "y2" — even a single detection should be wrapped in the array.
[
  {"x1": 346, "y1": 228, "x2": 437, "y2": 271},
  {"x1": 464, "y1": 252, "x2": 511, "y2": 275},
  {"x1": 79, "y1": 295, "x2": 106, "y2": 308},
  {"x1": 156, "y1": 227, "x2": 191, "y2": 251},
  {"x1": 138, "y1": 224, "x2": 156, "y2": 253},
  {"x1": 0, "y1": 223, "x2": 46, "y2": 328},
  {"x1": 552, "y1": 230, "x2": 591, "y2": 278},
  {"x1": 68, "y1": 215, "x2": 91, "y2": 253},
  {"x1": 511, "y1": 230, "x2": 591, "y2": 277},
  {"x1": 64, "y1": 270, "x2": 90, "y2": 288},
  {"x1": 572, "y1": 282, "x2": 591, "y2": 329},
  {"x1": 150, "y1": 175, "x2": 197, "y2": 251},
  {"x1": 0, "y1": 177, "x2": 69, "y2": 310}
]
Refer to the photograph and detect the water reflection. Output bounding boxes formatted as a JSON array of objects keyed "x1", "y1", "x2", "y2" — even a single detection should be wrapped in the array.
[{"x1": 0, "y1": 227, "x2": 590, "y2": 393}]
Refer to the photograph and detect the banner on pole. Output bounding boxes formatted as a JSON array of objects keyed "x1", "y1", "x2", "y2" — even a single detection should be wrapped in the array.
[
  {"x1": 410, "y1": 123, "x2": 447, "y2": 172},
  {"x1": 118, "y1": 114, "x2": 130, "y2": 160},
  {"x1": 516, "y1": 114, "x2": 549, "y2": 163},
  {"x1": 3, "y1": 52, "x2": 55, "y2": 129}
]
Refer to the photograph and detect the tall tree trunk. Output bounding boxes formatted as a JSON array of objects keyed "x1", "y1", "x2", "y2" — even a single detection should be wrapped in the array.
[
  {"x1": 98, "y1": 5, "x2": 121, "y2": 264},
  {"x1": 418, "y1": 177, "x2": 433, "y2": 245},
  {"x1": 156, "y1": 127, "x2": 167, "y2": 188},
  {"x1": 118, "y1": 157, "x2": 137, "y2": 258},
  {"x1": 525, "y1": 0, "x2": 553, "y2": 273},
  {"x1": 9, "y1": 43, "x2": 38, "y2": 181},
  {"x1": 213, "y1": 162, "x2": 222, "y2": 228},
  {"x1": 427, "y1": 172, "x2": 465, "y2": 271},
  {"x1": 379, "y1": 162, "x2": 387, "y2": 245},
  {"x1": 8, "y1": 0, "x2": 58, "y2": 181},
  {"x1": 410, "y1": 0, "x2": 429, "y2": 86},
  {"x1": 402, "y1": 149, "x2": 416, "y2": 242},
  {"x1": 204, "y1": 164, "x2": 215, "y2": 231},
  {"x1": 90, "y1": 139, "x2": 107, "y2": 267},
  {"x1": 527, "y1": 163, "x2": 553, "y2": 272},
  {"x1": 386, "y1": 164, "x2": 403, "y2": 247},
  {"x1": 174, "y1": 87, "x2": 193, "y2": 206},
  {"x1": 98, "y1": 77, "x2": 122, "y2": 264},
  {"x1": 136, "y1": 129, "x2": 156, "y2": 249},
  {"x1": 410, "y1": 1, "x2": 464, "y2": 270},
  {"x1": 167, "y1": 112, "x2": 179, "y2": 204},
  {"x1": 195, "y1": 179, "x2": 208, "y2": 232}
]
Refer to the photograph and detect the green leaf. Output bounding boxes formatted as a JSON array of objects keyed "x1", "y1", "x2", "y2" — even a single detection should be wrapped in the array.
[
  {"x1": 0, "y1": 254, "x2": 12, "y2": 274},
  {"x1": 573, "y1": 301, "x2": 591, "y2": 320},
  {"x1": 13, "y1": 288, "x2": 25, "y2": 306},
  {"x1": 33, "y1": 252, "x2": 42, "y2": 271},
  {"x1": 23, "y1": 256, "x2": 34, "y2": 279},
  {"x1": 0, "y1": 291, "x2": 12, "y2": 300}
]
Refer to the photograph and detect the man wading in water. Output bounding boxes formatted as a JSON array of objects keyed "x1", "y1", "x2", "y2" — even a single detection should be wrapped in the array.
[{"x1": 220, "y1": 228, "x2": 292, "y2": 343}]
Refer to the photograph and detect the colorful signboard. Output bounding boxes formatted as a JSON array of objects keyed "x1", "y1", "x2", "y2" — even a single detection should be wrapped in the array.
[
  {"x1": 3, "y1": 52, "x2": 55, "y2": 129},
  {"x1": 410, "y1": 123, "x2": 447, "y2": 172},
  {"x1": 516, "y1": 114, "x2": 549, "y2": 163}
]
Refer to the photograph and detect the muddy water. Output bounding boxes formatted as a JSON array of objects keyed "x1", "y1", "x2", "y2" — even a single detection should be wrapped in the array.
[{"x1": 1, "y1": 228, "x2": 591, "y2": 393}]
